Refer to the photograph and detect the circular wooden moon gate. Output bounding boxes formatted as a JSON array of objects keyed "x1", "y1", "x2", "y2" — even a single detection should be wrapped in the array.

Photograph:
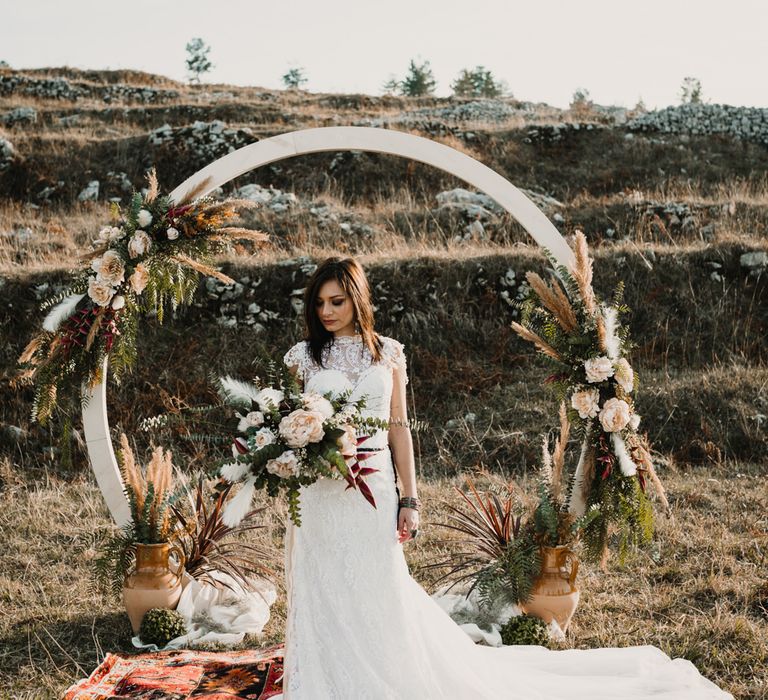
[{"x1": 83, "y1": 126, "x2": 576, "y2": 527}]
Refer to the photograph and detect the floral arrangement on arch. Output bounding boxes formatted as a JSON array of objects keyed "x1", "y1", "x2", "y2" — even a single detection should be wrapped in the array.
[
  {"x1": 15, "y1": 168, "x2": 267, "y2": 423},
  {"x1": 216, "y1": 361, "x2": 389, "y2": 527},
  {"x1": 511, "y1": 230, "x2": 670, "y2": 566}
]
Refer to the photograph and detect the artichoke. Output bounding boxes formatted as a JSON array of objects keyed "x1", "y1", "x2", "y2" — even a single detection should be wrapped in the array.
[
  {"x1": 499, "y1": 614, "x2": 550, "y2": 647},
  {"x1": 138, "y1": 607, "x2": 187, "y2": 647}
]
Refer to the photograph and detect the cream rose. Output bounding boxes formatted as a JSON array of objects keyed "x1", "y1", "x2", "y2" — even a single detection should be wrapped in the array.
[
  {"x1": 128, "y1": 230, "x2": 152, "y2": 258},
  {"x1": 166, "y1": 227, "x2": 180, "y2": 240},
  {"x1": 266, "y1": 450, "x2": 300, "y2": 478},
  {"x1": 584, "y1": 356, "x2": 615, "y2": 383},
  {"x1": 137, "y1": 209, "x2": 153, "y2": 227},
  {"x1": 91, "y1": 250, "x2": 125, "y2": 286},
  {"x1": 111, "y1": 294, "x2": 125, "y2": 310},
  {"x1": 129, "y1": 263, "x2": 149, "y2": 294},
  {"x1": 571, "y1": 388, "x2": 600, "y2": 419},
  {"x1": 599, "y1": 397, "x2": 632, "y2": 433},
  {"x1": 301, "y1": 392, "x2": 335, "y2": 420},
  {"x1": 251, "y1": 427, "x2": 276, "y2": 449},
  {"x1": 629, "y1": 413, "x2": 641, "y2": 430},
  {"x1": 87, "y1": 276, "x2": 114, "y2": 307},
  {"x1": 614, "y1": 358, "x2": 634, "y2": 393},
  {"x1": 255, "y1": 387, "x2": 285, "y2": 412},
  {"x1": 279, "y1": 409, "x2": 325, "y2": 448},
  {"x1": 238, "y1": 411, "x2": 265, "y2": 432}
]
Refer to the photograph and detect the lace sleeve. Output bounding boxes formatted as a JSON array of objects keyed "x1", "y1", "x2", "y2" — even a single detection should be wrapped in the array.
[
  {"x1": 283, "y1": 341, "x2": 308, "y2": 383},
  {"x1": 381, "y1": 337, "x2": 409, "y2": 386}
]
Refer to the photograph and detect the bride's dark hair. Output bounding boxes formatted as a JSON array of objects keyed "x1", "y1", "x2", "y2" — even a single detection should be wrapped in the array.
[{"x1": 303, "y1": 256, "x2": 383, "y2": 366}]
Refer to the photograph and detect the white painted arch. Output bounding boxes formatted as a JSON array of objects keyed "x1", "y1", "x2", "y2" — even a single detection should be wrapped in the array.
[{"x1": 83, "y1": 126, "x2": 576, "y2": 527}]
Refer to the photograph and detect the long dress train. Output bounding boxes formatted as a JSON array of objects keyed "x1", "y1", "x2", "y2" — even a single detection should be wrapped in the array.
[{"x1": 277, "y1": 334, "x2": 733, "y2": 700}]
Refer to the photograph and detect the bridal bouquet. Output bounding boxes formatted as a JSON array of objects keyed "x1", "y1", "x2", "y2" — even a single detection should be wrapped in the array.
[
  {"x1": 217, "y1": 363, "x2": 388, "y2": 527},
  {"x1": 511, "y1": 230, "x2": 670, "y2": 566}
]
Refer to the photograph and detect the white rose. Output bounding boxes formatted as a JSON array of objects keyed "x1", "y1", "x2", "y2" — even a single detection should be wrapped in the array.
[
  {"x1": 629, "y1": 413, "x2": 641, "y2": 430},
  {"x1": 128, "y1": 230, "x2": 152, "y2": 259},
  {"x1": 137, "y1": 209, "x2": 153, "y2": 228},
  {"x1": 614, "y1": 358, "x2": 634, "y2": 393},
  {"x1": 255, "y1": 387, "x2": 285, "y2": 412},
  {"x1": 584, "y1": 356, "x2": 615, "y2": 383},
  {"x1": 238, "y1": 410, "x2": 265, "y2": 432},
  {"x1": 251, "y1": 427, "x2": 276, "y2": 449},
  {"x1": 599, "y1": 397, "x2": 632, "y2": 433},
  {"x1": 279, "y1": 409, "x2": 325, "y2": 448},
  {"x1": 111, "y1": 294, "x2": 125, "y2": 310},
  {"x1": 301, "y1": 392, "x2": 335, "y2": 420},
  {"x1": 571, "y1": 388, "x2": 600, "y2": 419},
  {"x1": 91, "y1": 249, "x2": 125, "y2": 285},
  {"x1": 97, "y1": 225, "x2": 125, "y2": 243},
  {"x1": 87, "y1": 276, "x2": 114, "y2": 307},
  {"x1": 129, "y1": 262, "x2": 149, "y2": 294},
  {"x1": 266, "y1": 450, "x2": 300, "y2": 478},
  {"x1": 337, "y1": 424, "x2": 358, "y2": 464},
  {"x1": 166, "y1": 227, "x2": 179, "y2": 240}
]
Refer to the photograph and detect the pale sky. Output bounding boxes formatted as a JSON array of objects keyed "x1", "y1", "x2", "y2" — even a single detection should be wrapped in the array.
[{"x1": 4, "y1": 0, "x2": 767, "y2": 110}]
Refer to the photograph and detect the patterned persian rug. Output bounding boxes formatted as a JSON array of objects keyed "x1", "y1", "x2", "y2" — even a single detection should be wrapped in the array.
[{"x1": 63, "y1": 644, "x2": 284, "y2": 699}]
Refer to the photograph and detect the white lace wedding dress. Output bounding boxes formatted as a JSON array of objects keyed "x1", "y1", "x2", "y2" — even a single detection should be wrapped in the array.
[{"x1": 277, "y1": 334, "x2": 732, "y2": 700}]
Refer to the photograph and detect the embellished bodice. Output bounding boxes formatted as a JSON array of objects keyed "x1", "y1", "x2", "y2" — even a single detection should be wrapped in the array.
[{"x1": 283, "y1": 335, "x2": 408, "y2": 449}]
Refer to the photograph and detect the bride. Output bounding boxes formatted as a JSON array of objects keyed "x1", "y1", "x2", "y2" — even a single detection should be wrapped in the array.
[{"x1": 277, "y1": 256, "x2": 732, "y2": 699}]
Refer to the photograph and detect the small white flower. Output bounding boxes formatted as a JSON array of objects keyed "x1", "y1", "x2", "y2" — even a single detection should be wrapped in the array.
[
  {"x1": 252, "y1": 427, "x2": 277, "y2": 449},
  {"x1": 237, "y1": 410, "x2": 265, "y2": 432},
  {"x1": 166, "y1": 227, "x2": 179, "y2": 240},
  {"x1": 137, "y1": 209, "x2": 153, "y2": 227},
  {"x1": 255, "y1": 387, "x2": 285, "y2": 412},
  {"x1": 629, "y1": 413, "x2": 641, "y2": 430},
  {"x1": 220, "y1": 461, "x2": 251, "y2": 482},
  {"x1": 97, "y1": 225, "x2": 125, "y2": 243},
  {"x1": 584, "y1": 356, "x2": 615, "y2": 383},
  {"x1": 111, "y1": 294, "x2": 125, "y2": 310}
]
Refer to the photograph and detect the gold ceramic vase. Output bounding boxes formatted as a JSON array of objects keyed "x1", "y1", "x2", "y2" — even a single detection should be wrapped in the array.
[
  {"x1": 122, "y1": 542, "x2": 185, "y2": 634},
  {"x1": 521, "y1": 545, "x2": 580, "y2": 632}
]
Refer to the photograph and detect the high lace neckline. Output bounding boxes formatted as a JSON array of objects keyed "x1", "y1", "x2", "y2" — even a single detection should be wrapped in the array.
[{"x1": 331, "y1": 334, "x2": 363, "y2": 343}]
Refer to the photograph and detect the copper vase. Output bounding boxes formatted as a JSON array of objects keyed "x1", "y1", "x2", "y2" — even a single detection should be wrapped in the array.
[
  {"x1": 521, "y1": 545, "x2": 580, "y2": 632},
  {"x1": 122, "y1": 542, "x2": 185, "y2": 634}
]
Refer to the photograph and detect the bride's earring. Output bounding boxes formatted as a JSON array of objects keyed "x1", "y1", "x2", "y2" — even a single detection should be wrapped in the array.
[{"x1": 354, "y1": 319, "x2": 361, "y2": 334}]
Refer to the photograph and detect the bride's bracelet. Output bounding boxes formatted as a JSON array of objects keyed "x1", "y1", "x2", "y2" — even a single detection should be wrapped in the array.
[{"x1": 399, "y1": 496, "x2": 421, "y2": 511}]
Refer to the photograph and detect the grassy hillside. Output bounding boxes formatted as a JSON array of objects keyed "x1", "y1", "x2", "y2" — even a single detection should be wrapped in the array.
[{"x1": 0, "y1": 67, "x2": 766, "y2": 698}]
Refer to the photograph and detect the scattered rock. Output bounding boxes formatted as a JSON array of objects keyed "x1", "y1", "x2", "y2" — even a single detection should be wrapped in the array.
[
  {"x1": 0, "y1": 73, "x2": 179, "y2": 103},
  {"x1": 77, "y1": 180, "x2": 100, "y2": 201},
  {"x1": 740, "y1": 251, "x2": 768, "y2": 271},
  {"x1": 1, "y1": 106, "x2": 37, "y2": 126},
  {"x1": 0, "y1": 137, "x2": 14, "y2": 170}
]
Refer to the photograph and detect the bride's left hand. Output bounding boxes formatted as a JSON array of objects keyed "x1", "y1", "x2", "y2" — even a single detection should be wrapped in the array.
[{"x1": 397, "y1": 507, "x2": 420, "y2": 544}]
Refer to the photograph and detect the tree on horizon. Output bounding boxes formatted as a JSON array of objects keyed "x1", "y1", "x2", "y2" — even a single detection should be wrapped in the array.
[
  {"x1": 451, "y1": 66, "x2": 508, "y2": 98},
  {"x1": 282, "y1": 67, "x2": 308, "y2": 90},
  {"x1": 185, "y1": 37, "x2": 213, "y2": 84}
]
